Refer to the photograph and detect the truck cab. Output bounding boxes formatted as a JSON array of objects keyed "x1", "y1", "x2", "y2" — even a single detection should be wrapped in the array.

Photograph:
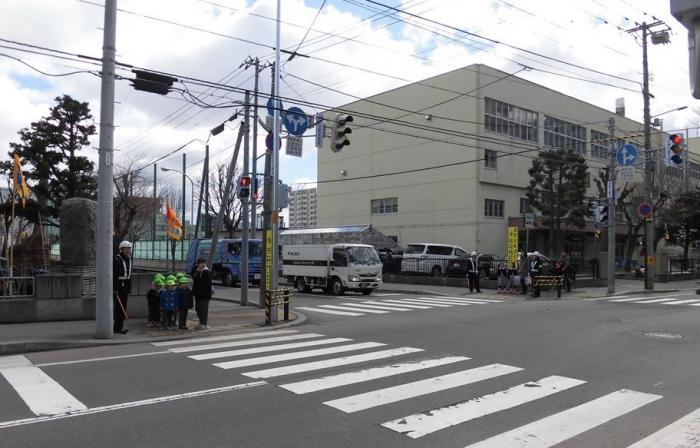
[
  {"x1": 283, "y1": 244, "x2": 383, "y2": 295},
  {"x1": 186, "y1": 239, "x2": 263, "y2": 287}
]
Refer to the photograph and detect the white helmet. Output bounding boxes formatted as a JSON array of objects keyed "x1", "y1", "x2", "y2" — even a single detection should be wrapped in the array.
[
  {"x1": 471, "y1": 251, "x2": 478, "y2": 256},
  {"x1": 119, "y1": 241, "x2": 132, "y2": 250},
  {"x1": 533, "y1": 251, "x2": 540, "y2": 257}
]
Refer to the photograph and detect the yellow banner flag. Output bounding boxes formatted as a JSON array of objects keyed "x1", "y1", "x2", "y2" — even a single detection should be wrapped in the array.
[{"x1": 12, "y1": 154, "x2": 30, "y2": 208}]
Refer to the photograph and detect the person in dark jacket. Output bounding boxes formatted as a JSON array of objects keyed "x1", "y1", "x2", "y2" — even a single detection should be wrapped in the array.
[
  {"x1": 113, "y1": 241, "x2": 132, "y2": 334},
  {"x1": 192, "y1": 258, "x2": 212, "y2": 330},
  {"x1": 146, "y1": 275, "x2": 164, "y2": 328},
  {"x1": 466, "y1": 251, "x2": 481, "y2": 293},
  {"x1": 530, "y1": 252, "x2": 543, "y2": 298},
  {"x1": 518, "y1": 252, "x2": 529, "y2": 295},
  {"x1": 177, "y1": 276, "x2": 193, "y2": 330}
]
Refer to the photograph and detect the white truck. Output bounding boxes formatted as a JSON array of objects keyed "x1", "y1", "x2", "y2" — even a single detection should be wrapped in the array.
[{"x1": 282, "y1": 244, "x2": 383, "y2": 295}]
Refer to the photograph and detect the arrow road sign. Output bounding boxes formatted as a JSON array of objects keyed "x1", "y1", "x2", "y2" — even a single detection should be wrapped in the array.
[
  {"x1": 616, "y1": 144, "x2": 638, "y2": 166},
  {"x1": 283, "y1": 107, "x2": 309, "y2": 136}
]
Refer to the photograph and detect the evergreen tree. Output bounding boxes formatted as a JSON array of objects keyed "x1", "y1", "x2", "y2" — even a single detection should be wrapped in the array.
[
  {"x1": 525, "y1": 149, "x2": 589, "y2": 255},
  {"x1": 0, "y1": 95, "x2": 97, "y2": 225}
]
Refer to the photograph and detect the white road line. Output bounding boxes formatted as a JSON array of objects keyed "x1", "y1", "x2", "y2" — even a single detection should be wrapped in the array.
[
  {"x1": 189, "y1": 338, "x2": 353, "y2": 361},
  {"x1": 611, "y1": 297, "x2": 652, "y2": 302},
  {"x1": 691, "y1": 303, "x2": 700, "y2": 307},
  {"x1": 394, "y1": 299, "x2": 452, "y2": 307},
  {"x1": 36, "y1": 351, "x2": 172, "y2": 367},
  {"x1": 213, "y1": 342, "x2": 386, "y2": 370},
  {"x1": 245, "y1": 347, "x2": 425, "y2": 379},
  {"x1": 409, "y1": 297, "x2": 473, "y2": 306},
  {"x1": 320, "y1": 305, "x2": 389, "y2": 314},
  {"x1": 278, "y1": 356, "x2": 469, "y2": 393},
  {"x1": 343, "y1": 302, "x2": 411, "y2": 311},
  {"x1": 151, "y1": 329, "x2": 298, "y2": 347},
  {"x1": 360, "y1": 301, "x2": 416, "y2": 311},
  {"x1": 295, "y1": 307, "x2": 364, "y2": 316},
  {"x1": 464, "y1": 389, "x2": 662, "y2": 448},
  {"x1": 662, "y1": 299, "x2": 700, "y2": 305},
  {"x1": 323, "y1": 363, "x2": 523, "y2": 414},
  {"x1": 373, "y1": 293, "x2": 400, "y2": 296},
  {"x1": 379, "y1": 300, "x2": 434, "y2": 309},
  {"x1": 632, "y1": 298, "x2": 678, "y2": 304},
  {"x1": 0, "y1": 355, "x2": 88, "y2": 416},
  {"x1": 0, "y1": 381, "x2": 266, "y2": 430},
  {"x1": 382, "y1": 375, "x2": 586, "y2": 439},
  {"x1": 439, "y1": 296, "x2": 502, "y2": 303},
  {"x1": 627, "y1": 407, "x2": 700, "y2": 447},
  {"x1": 169, "y1": 333, "x2": 324, "y2": 353}
]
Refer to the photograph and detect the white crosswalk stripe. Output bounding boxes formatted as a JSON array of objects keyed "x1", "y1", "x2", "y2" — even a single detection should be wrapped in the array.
[
  {"x1": 387, "y1": 299, "x2": 452, "y2": 307},
  {"x1": 632, "y1": 298, "x2": 678, "y2": 304},
  {"x1": 438, "y1": 296, "x2": 502, "y2": 303},
  {"x1": 662, "y1": 299, "x2": 700, "y2": 305},
  {"x1": 213, "y1": 342, "x2": 386, "y2": 370},
  {"x1": 320, "y1": 304, "x2": 389, "y2": 314},
  {"x1": 188, "y1": 338, "x2": 353, "y2": 361},
  {"x1": 382, "y1": 375, "x2": 586, "y2": 439},
  {"x1": 168, "y1": 333, "x2": 325, "y2": 353},
  {"x1": 245, "y1": 347, "x2": 427, "y2": 380},
  {"x1": 464, "y1": 389, "x2": 661, "y2": 448},
  {"x1": 151, "y1": 329, "x2": 299, "y2": 347},
  {"x1": 277, "y1": 356, "x2": 468, "y2": 393},
  {"x1": 611, "y1": 296, "x2": 659, "y2": 302},
  {"x1": 409, "y1": 297, "x2": 473, "y2": 306},
  {"x1": 377, "y1": 300, "x2": 433, "y2": 309},
  {"x1": 626, "y1": 407, "x2": 700, "y2": 447},
  {"x1": 323, "y1": 363, "x2": 523, "y2": 413},
  {"x1": 295, "y1": 307, "x2": 364, "y2": 316},
  {"x1": 360, "y1": 301, "x2": 419, "y2": 310},
  {"x1": 339, "y1": 302, "x2": 412, "y2": 312},
  {"x1": 606, "y1": 294, "x2": 700, "y2": 308}
]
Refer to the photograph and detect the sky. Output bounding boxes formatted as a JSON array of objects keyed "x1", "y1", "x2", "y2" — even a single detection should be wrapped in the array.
[{"x1": 0, "y1": 0, "x2": 697, "y2": 220}]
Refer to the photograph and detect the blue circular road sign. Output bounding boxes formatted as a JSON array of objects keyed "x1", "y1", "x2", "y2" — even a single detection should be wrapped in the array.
[
  {"x1": 283, "y1": 107, "x2": 309, "y2": 136},
  {"x1": 617, "y1": 144, "x2": 638, "y2": 166},
  {"x1": 266, "y1": 98, "x2": 283, "y2": 117}
]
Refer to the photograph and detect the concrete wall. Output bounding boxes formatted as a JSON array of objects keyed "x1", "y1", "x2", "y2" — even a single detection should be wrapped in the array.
[{"x1": 0, "y1": 273, "x2": 154, "y2": 323}]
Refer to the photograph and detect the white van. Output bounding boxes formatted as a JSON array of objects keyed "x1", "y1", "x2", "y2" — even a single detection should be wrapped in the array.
[
  {"x1": 400, "y1": 243, "x2": 469, "y2": 277},
  {"x1": 283, "y1": 244, "x2": 383, "y2": 295}
]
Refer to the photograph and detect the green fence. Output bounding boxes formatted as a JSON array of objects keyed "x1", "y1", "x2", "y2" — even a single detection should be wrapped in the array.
[{"x1": 51, "y1": 239, "x2": 193, "y2": 262}]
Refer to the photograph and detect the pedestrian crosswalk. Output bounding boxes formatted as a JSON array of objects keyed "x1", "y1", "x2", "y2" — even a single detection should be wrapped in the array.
[
  {"x1": 156, "y1": 328, "x2": 700, "y2": 446},
  {"x1": 598, "y1": 292, "x2": 700, "y2": 308},
  {"x1": 296, "y1": 296, "x2": 501, "y2": 318}
]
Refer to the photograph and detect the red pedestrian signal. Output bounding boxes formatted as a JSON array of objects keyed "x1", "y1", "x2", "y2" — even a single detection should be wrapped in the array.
[{"x1": 239, "y1": 176, "x2": 251, "y2": 199}]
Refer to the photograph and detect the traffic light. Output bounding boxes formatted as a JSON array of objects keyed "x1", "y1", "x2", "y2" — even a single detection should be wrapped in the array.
[
  {"x1": 331, "y1": 114, "x2": 353, "y2": 152},
  {"x1": 239, "y1": 175, "x2": 251, "y2": 199},
  {"x1": 595, "y1": 205, "x2": 608, "y2": 223},
  {"x1": 665, "y1": 133, "x2": 685, "y2": 166},
  {"x1": 131, "y1": 70, "x2": 177, "y2": 95}
]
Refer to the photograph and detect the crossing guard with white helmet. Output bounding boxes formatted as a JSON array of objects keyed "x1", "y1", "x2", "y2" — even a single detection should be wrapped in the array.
[
  {"x1": 466, "y1": 251, "x2": 482, "y2": 294},
  {"x1": 113, "y1": 240, "x2": 133, "y2": 334}
]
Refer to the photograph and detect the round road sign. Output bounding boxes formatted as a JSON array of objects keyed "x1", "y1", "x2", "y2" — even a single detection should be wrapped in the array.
[{"x1": 638, "y1": 202, "x2": 653, "y2": 218}]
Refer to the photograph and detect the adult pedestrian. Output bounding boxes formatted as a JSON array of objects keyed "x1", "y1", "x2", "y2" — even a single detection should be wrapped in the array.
[
  {"x1": 113, "y1": 240, "x2": 132, "y2": 334},
  {"x1": 559, "y1": 251, "x2": 573, "y2": 292},
  {"x1": 518, "y1": 252, "x2": 529, "y2": 295},
  {"x1": 192, "y1": 257, "x2": 212, "y2": 330},
  {"x1": 467, "y1": 251, "x2": 481, "y2": 293},
  {"x1": 530, "y1": 251, "x2": 543, "y2": 298}
]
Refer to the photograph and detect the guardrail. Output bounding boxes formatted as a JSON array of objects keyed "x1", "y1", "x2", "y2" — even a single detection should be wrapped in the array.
[
  {"x1": 668, "y1": 258, "x2": 700, "y2": 275},
  {"x1": 0, "y1": 276, "x2": 35, "y2": 298}
]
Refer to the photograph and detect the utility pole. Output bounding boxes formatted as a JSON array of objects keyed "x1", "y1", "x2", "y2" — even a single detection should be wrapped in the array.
[
  {"x1": 153, "y1": 163, "x2": 157, "y2": 260},
  {"x1": 182, "y1": 153, "x2": 186, "y2": 262},
  {"x1": 627, "y1": 20, "x2": 669, "y2": 291},
  {"x1": 194, "y1": 145, "x2": 207, "y2": 240},
  {"x1": 96, "y1": 0, "x2": 117, "y2": 339},
  {"x1": 607, "y1": 117, "x2": 616, "y2": 294},
  {"x1": 260, "y1": 63, "x2": 275, "y2": 312},
  {"x1": 204, "y1": 145, "x2": 210, "y2": 238},
  {"x1": 206, "y1": 124, "x2": 245, "y2": 270},
  {"x1": 272, "y1": 0, "x2": 282, "y2": 319},
  {"x1": 241, "y1": 91, "x2": 251, "y2": 306}
]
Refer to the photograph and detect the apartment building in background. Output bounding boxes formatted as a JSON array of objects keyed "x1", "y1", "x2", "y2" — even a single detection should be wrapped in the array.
[{"x1": 288, "y1": 188, "x2": 317, "y2": 229}]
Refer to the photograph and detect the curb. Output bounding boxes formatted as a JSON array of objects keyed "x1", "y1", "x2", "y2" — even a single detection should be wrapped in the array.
[
  {"x1": 585, "y1": 289, "x2": 681, "y2": 300},
  {"x1": 0, "y1": 310, "x2": 306, "y2": 356}
]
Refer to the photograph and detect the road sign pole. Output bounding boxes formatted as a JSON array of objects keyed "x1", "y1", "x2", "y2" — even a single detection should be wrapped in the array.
[{"x1": 607, "y1": 117, "x2": 616, "y2": 294}]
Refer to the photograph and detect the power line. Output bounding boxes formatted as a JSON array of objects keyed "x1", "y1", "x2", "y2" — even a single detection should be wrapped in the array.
[{"x1": 286, "y1": 0, "x2": 327, "y2": 62}]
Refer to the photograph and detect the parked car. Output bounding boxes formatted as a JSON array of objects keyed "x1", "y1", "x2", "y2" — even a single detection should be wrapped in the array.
[
  {"x1": 445, "y1": 254, "x2": 502, "y2": 280},
  {"x1": 400, "y1": 243, "x2": 469, "y2": 277}
]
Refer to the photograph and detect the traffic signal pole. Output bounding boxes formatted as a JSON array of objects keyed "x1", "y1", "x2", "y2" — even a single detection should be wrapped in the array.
[
  {"x1": 642, "y1": 24, "x2": 655, "y2": 290},
  {"x1": 607, "y1": 117, "x2": 616, "y2": 294}
]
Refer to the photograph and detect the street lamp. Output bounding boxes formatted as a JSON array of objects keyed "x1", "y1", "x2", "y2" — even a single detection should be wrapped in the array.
[
  {"x1": 652, "y1": 106, "x2": 688, "y2": 127},
  {"x1": 161, "y1": 167, "x2": 194, "y2": 238}
]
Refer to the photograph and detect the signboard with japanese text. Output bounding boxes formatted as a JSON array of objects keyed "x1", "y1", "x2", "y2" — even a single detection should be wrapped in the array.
[{"x1": 508, "y1": 226, "x2": 519, "y2": 269}]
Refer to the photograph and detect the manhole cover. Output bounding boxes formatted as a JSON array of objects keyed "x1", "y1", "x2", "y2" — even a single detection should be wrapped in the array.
[{"x1": 643, "y1": 332, "x2": 682, "y2": 339}]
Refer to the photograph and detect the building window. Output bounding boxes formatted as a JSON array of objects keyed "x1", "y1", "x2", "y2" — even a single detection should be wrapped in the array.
[
  {"x1": 519, "y1": 198, "x2": 529, "y2": 214},
  {"x1": 688, "y1": 161, "x2": 700, "y2": 179},
  {"x1": 484, "y1": 97, "x2": 538, "y2": 142},
  {"x1": 371, "y1": 197, "x2": 398, "y2": 214},
  {"x1": 585, "y1": 172, "x2": 591, "y2": 187},
  {"x1": 544, "y1": 116, "x2": 586, "y2": 154},
  {"x1": 484, "y1": 149, "x2": 497, "y2": 169},
  {"x1": 484, "y1": 199, "x2": 504, "y2": 218},
  {"x1": 591, "y1": 131, "x2": 625, "y2": 160}
]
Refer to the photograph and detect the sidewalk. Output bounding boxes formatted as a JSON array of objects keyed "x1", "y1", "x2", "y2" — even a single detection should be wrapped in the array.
[{"x1": 0, "y1": 298, "x2": 302, "y2": 356}]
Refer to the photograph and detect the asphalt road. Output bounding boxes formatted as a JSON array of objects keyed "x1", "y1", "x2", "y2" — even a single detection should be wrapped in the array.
[{"x1": 1, "y1": 290, "x2": 700, "y2": 447}]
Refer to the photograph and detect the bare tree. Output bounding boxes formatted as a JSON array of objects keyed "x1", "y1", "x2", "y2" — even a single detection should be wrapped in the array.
[
  {"x1": 203, "y1": 162, "x2": 242, "y2": 238},
  {"x1": 113, "y1": 161, "x2": 160, "y2": 252}
]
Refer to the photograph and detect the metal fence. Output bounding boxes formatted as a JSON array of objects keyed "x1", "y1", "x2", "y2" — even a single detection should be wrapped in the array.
[
  {"x1": 0, "y1": 276, "x2": 35, "y2": 298},
  {"x1": 667, "y1": 258, "x2": 700, "y2": 275}
]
